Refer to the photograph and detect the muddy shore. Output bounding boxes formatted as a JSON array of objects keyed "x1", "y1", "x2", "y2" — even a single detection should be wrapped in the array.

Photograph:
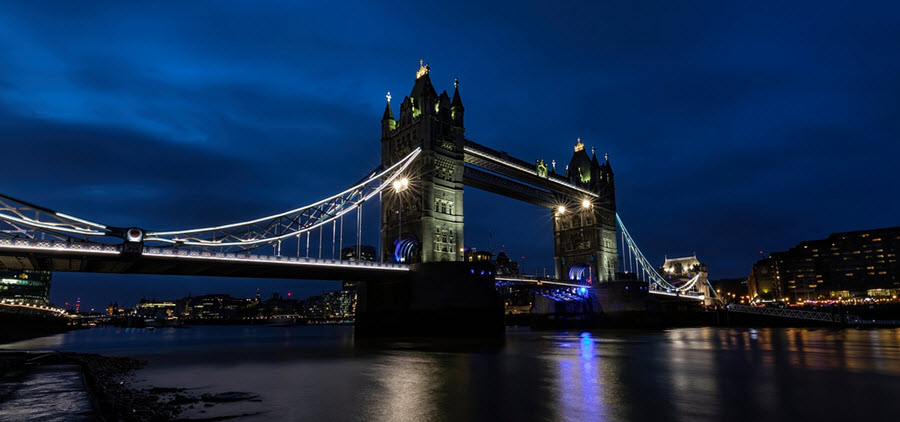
[{"x1": 0, "y1": 351, "x2": 262, "y2": 421}]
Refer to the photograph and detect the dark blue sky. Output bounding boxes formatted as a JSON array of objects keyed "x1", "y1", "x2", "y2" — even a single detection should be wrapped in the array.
[{"x1": 1, "y1": 1, "x2": 897, "y2": 310}]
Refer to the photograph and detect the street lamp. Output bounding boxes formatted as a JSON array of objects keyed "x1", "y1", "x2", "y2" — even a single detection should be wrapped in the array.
[
  {"x1": 581, "y1": 198, "x2": 591, "y2": 209},
  {"x1": 556, "y1": 205, "x2": 566, "y2": 215},
  {"x1": 394, "y1": 177, "x2": 409, "y2": 261}
]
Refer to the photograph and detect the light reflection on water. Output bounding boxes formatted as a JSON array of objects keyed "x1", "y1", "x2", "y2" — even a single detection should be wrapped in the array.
[{"x1": 4, "y1": 326, "x2": 900, "y2": 421}]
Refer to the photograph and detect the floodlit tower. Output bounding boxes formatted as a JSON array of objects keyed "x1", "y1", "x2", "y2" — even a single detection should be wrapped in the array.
[
  {"x1": 553, "y1": 140, "x2": 618, "y2": 282},
  {"x1": 380, "y1": 61, "x2": 466, "y2": 263}
]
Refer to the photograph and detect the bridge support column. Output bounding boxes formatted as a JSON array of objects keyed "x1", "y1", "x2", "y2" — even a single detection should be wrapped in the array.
[{"x1": 355, "y1": 262, "x2": 503, "y2": 338}]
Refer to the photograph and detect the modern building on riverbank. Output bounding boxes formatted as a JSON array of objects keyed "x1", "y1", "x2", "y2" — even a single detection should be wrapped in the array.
[
  {"x1": 750, "y1": 226, "x2": 899, "y2": 302},
  {"x1": 0, "y1": 269, "x2": 51, "y2": 306}
]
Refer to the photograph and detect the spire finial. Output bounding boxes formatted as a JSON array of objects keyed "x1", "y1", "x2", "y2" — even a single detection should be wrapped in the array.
[
  {"x1": 604, "y1": 152, "x2": 609, "y2": 162},
  {"x1": 574, "y1": 137, "x2": 584, "y2": 152},
  {"x1": 386, "y1": 91, "x2": 391, "y2": 103},
  {"x1": 591, "y1": 146, "x2": 596, "y2": 156},
  {"x1": 416, "y1": 60, "x2": 429, "y2": 79},
  {"x1": 454, "y1": 78, "x2": 459, "y2": 88}
]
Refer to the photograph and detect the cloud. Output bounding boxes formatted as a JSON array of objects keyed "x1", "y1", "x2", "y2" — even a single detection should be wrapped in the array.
[{"x1": 0, "y1": 0, "x2": 897, "y2": 310}]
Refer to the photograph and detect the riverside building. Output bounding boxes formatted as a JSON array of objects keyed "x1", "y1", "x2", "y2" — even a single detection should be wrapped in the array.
[
  {"x1": 749, "y1": 226, "x2": 899, "y2": 302},
  {"x1": 0, "y1": 269, "x2": 51, "y2": 306}
]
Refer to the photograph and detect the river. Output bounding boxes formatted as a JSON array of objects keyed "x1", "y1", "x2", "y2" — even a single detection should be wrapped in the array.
[{"x1": 4, "y1": 325, "x2": 900, "y2": 421}]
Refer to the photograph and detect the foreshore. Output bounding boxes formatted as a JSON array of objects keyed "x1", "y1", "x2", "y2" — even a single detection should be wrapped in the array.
[{"x1": 0, "y1": 351, "x2": 262, "y2": 421}]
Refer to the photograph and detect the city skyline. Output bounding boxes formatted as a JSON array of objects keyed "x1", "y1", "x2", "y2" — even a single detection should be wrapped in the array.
[{"x1": 2, "y1": 1, "x2": 898, "y2": 310}]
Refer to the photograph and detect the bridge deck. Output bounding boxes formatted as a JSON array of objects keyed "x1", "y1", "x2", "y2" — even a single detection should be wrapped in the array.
[{"x1": 0, "y1": 239, "x2": 408, "y2": 282}]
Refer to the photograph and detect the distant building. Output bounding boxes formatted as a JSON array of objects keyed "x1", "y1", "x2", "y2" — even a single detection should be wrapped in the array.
[
  {"x1": 323, "y1": 290, "x2": 356, "y2": 319},
  {"x1": 340, "y1": 245, "x2": 376, "y2": 262},
  {"x1": 747, "y1": 257, "x2": 782, "y2": 302},
  {"x1": 177, "y1": 294, "x2": 256, "y2": 319},
  {"x1": 263, "y1": 293, "x2": 303, "y2": 316},
  {"x1": 134, "y1": 299, "x2": 176, "y2": 319},
  {"x1": 753, "y1": 226, "x2": 899, "y2": 301},
  {"x1": 494, "y1": 251, "x2": 520, "y2": 275},
  {"x1": 304, "y1": 294, "x2": 326, "y2": 319},
  {"x1": 0, "y1": 269, "x2": 51, "y2": 306},
  {"x1": 464, "y1": 249, "x2": 492, "y2": 262},
  {"x1": 659, "y1": 255, "x2": 708, "y2": 289},
  {"x1": 658, "y1": 255, "x2": 714, "y2": 305},
  {"x1": 660, "y1": 256, "x2": 704, "y2": 276},
  {"x1": 710, "y1": 277, "x2": 748, "y2": 304}
]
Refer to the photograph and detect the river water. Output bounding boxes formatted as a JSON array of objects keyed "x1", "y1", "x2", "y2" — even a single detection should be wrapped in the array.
[{"x1": 4, "y1": 326, "x2": 900, "y2": 421}]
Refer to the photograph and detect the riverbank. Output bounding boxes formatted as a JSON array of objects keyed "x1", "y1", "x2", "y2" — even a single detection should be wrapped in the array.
[
  {"x1": 0, "y1": 351, "x2": 177, "y2": 421},
  {"x1": 0, "y1": 351, "x2": 263, "y2": 421},
  {"x1": 0, "y1": 312, "x2": 74, "y2": 344}
]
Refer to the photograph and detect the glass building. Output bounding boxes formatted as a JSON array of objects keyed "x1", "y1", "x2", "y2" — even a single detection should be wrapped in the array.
[{"x1": 0, "y1": 269, "x2": 52, "y2": 306}]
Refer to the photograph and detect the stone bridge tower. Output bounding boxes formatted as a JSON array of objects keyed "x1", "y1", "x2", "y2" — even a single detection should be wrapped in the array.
[
  {"x1": 553, "y1": 139, "x2": 618, "y2": 283},
  {"x1": 380, "y1": 61, "x2": 465, "y2": 263}
]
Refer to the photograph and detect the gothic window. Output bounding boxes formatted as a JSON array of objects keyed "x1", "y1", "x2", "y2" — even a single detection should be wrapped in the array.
[
  {"x1": 434, "y1": 227, "x2": 455, "y2": 252},
  {"x1": 434, "y1": 199, "x2": 454, "y2": 215}
]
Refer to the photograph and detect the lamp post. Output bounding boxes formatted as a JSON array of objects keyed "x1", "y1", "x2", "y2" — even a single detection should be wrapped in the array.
[{"x1": 392, "y1": 177, "x2": 409, "y2": 262}]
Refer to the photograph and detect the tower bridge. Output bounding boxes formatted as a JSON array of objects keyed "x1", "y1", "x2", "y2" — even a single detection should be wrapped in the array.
[{"x1": 0, "y1": 62, "x2": 716, "y2": 335}]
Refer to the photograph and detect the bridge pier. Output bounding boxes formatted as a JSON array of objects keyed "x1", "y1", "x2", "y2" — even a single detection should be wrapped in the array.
[{"x1": 355, "y1": 261, "x2": 504, "y2": 338}]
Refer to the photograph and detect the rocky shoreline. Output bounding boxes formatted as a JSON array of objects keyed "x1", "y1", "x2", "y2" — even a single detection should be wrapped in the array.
[{"x1": 0, "y1": 351, "x2": 263, "y2": 421}]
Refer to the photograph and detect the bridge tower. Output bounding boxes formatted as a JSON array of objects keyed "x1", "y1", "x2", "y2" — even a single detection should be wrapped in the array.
[
  {"x1": 553, "y1": 140, "x2": 618, "y2": 283},
  {"x1": 380, "y1": 61, "x2": 465, "y2": 263}
]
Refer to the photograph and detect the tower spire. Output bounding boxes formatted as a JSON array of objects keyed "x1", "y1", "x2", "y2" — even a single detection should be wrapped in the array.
[
  {"x1": 416, "y1": 59, "x2": 430, "y2": 79},
  {"x1": 451, "y1": 77, "x2": 464, "y2": 125},
  {"x1": 451, "y1": 78, "x2": 463, "y2": 106},
  {"x1": 382, "y1": 91, "x2": 394, "y2": 121}
]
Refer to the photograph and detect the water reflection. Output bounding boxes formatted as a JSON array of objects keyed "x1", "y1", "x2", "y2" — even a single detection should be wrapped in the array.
[{"x1": 3, "y1": 326, "x2": 900, "y2": 421}]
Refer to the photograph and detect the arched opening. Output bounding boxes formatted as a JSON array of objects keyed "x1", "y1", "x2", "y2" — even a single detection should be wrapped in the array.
[
  {"x1": 393, "y1": 237, "x2": 420, "y2": 263},
  {"x1": 568, "y1": 262, "x2": 594, "y2": 284}
]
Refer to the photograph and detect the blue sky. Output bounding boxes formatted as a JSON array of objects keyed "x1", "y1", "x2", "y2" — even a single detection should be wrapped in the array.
[{"x1": 1, "y1": 1, "x2": 897, "y2": 310}]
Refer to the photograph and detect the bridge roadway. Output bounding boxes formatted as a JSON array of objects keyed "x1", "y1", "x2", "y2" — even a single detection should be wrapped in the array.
[{"x1": 0, "y1": 238, "x2": 408, "y2": 282}]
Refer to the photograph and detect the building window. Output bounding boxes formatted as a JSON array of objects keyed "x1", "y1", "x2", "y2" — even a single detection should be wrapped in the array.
[
  {"x1": 434, "y1": 199, "x2": 454, "y2": 215},
  {"x1": 434, "y1": 228, "x2": 454, "y2": 252}
]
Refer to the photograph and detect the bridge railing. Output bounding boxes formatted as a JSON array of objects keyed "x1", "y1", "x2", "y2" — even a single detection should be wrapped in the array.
[
  {"x1": 0, "y1": 238, "x2": 121, "y2": 254},
  {"x1": 726, "y1": 304, "x2": 840, "y2": 322},
  {"x1": 0, "y1": 237, "x2": 409, "y2": 271},
  {"x1": 139, "y1": 247, "x2": 409, "y2": 270}
]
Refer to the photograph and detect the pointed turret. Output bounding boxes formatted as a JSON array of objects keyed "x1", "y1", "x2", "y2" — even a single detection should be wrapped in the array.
[
  {"x1": 600, "y1": 152, "x2": 614, "y2": 193},
  {"x1": 382, "y1": 92, "x2": 394, "y2": 121},
  {"x1": 438, "y1": 90, "x2": 451, "y2": 120},
  {"x1": 409, "y1": 60, "x2": 437, "y2": 103},
  {"x1": 590, "y1": 146, "x2": 602, "y2": 189},
  {"x1": 566, "y1": 138, "x2": 593, "y2": 185},
  {"x1": 451, "y1": 78, "x2": 464, "y2": 108},
  {"x1": 451, "y1": 78, "x2": 464, "y2": 126},
  {"x1": 381, "y1": 92, "x2": 396, "y2": 136}
]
